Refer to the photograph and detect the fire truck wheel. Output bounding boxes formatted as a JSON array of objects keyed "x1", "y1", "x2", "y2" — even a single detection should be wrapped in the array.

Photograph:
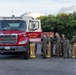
[
  {"x1": 23, "y1": 50, "x2": 29, "y2": 59},
  {"x1": 23, "y1": 40, "x2": 30, "y2": 59}
]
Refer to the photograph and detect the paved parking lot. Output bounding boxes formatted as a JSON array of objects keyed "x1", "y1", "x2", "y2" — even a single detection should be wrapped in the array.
[{"x1": 0, "y1": 44, "x2": 76, "y2": 75}]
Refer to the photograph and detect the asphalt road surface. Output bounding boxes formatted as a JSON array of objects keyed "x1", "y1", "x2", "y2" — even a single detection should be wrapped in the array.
[{"x1": 0, "y1": 44, "x2": 76, "y2": 75}]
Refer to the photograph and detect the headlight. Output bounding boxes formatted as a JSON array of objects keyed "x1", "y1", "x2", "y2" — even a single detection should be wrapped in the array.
[{"x1": 19, "y1": 40, "x2": 27, "y2": 44}]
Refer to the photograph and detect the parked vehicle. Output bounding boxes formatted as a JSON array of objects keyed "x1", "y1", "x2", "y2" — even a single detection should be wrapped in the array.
[{"x1": 0, "y1": 15, "x2": 42, "y2": 59}]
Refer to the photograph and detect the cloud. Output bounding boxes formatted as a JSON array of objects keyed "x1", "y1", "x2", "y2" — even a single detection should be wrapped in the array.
[
  {"x1": 0, "y1": 0, "x2": 59, "y2": 16},
  {"x1": 58, "y1": 5, "x2": 76, "y2": 13},
  {"x1": 0, "y1": 0, "x2": 76, "y2": 16}
]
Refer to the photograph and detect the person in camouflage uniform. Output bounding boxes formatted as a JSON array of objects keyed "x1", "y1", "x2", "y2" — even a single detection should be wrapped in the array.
[
  {"x1": 41, "y1": 34, "x2": 48, "y2": 58},
  {"x1": 55, "y1": 32, "x2": 61, "y2": 57},
  {"x1": 61, "y1": 34, "x2": 66, "y2": 57},
  {"x1": 64, "y1": 38, "x2": 72, "y2": 58},
  {"x1": 50, "y1": 34, "x2": 54, "y2": 57}
]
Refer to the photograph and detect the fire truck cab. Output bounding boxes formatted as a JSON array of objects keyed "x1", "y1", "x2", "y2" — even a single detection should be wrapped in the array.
[{"x1": 0, "y1": 15, "x2": 41, "y2": 59}]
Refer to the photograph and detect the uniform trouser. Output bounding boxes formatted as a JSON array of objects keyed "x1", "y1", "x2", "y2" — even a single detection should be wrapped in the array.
[
  {"x1": 30, "y1": 43, "x2": 35, "y2": 58},
  {"x1": 63, "y1": 47, "x2": 66, "y2": 58},
  {"x1": 61, "y1": 44, "x2": 64, "y2": 56},
  {"x1": 62, "y1": 46, "x2": 66, "y2": 57},
  {"x1": 46, "y1": 42, "x2": 51, "y2": 57},
  {"x1": 51, "y1": 43, "x2": 53, "y2": 57},
  {"x1": 42, "y1": 44, "x2": 47, "y2": 58},
  {"x1": 56, "y1": 44, "x2": 60, "y2": 57},
  {"x1": 35, "y1": 42, "x2": 37, "y2": 52},
  {"x1": 72, "y1": 43, "x2": 76, "y2": 57},
  {"x1": 64, "y1": 50, "x2": 68, "y2": 58},
  {"x1": 64, "y1": 46, "x2": 72, "y2": 58}
]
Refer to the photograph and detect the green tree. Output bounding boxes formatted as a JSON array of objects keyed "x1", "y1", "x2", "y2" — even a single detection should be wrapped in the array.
[{"x1": 39, "y1": 12, "x2": 76, "y2": 39}]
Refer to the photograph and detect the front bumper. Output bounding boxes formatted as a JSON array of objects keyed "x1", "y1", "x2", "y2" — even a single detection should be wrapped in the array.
[{"x1": 0, "y1": 46, "x2": 28, "y2": 52}]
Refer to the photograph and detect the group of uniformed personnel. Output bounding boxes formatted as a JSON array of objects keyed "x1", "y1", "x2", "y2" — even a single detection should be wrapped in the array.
[
  {"x1": 41, "y1": 33, "x2": 54, "y2": 58},
  {"x1": 41, "y1": 32, "x2": 76, "y2": 59}
]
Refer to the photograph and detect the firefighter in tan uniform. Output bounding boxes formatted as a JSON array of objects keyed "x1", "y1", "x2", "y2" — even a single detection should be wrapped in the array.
[
  {"x1": 71, "y1": 34, "x2": 76, "y2": 58},
  {"x1": 46, "y1": 34, "x2": 51, "y2": 58},
  {"x1": 30, "y1": 42, "x2": 36, "y2": 58}
]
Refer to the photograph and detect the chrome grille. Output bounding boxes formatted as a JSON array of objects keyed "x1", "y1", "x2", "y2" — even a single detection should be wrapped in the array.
[{"x1": 0, "y1": 34, "x2": 18, "y2": 44}]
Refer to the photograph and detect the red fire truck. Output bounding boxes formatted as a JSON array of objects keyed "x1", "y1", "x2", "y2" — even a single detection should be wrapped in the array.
[{"x1": 0, "y1": 15, "x2": 42, "y2": 59}]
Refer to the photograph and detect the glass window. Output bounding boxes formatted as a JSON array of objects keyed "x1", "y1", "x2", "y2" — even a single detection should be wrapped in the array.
[
  {"x1": 29, "y1": 21, "x2": 39, "y2": 31},
  {"x1": 0, "y1": 20, "x2": 26, "y2": 31}
]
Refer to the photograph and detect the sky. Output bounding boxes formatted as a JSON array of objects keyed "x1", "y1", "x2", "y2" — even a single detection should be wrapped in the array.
[{"x1": 0, "y1": 0, "x2": 76, "y2": 16}]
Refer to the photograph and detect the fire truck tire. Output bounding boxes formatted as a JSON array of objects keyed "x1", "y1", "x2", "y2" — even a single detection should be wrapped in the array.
[
  {"x1": 23, "y1": 50, "x2": 29, "y2": 59},
  {"x1": 23, "y1": 42, "x2": 30, "y2": 59}
]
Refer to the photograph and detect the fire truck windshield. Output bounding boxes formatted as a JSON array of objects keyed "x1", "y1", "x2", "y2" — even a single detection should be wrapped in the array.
[{"x1": 0, "y1": 20, "x2": 26, "y2": 31}]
